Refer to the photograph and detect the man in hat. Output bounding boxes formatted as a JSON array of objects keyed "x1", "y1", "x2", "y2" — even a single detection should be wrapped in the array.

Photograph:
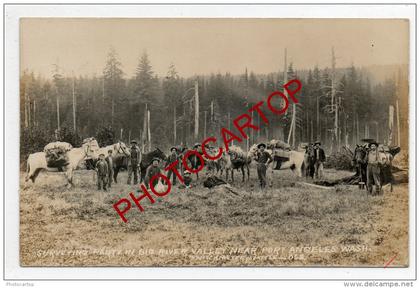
[
  {"x1": 127, "y1": 140, "x2": 141, "y2": 185},
  {"x1": 95, "y1": 153, "x2": 108, "y2": 191},
  {"x1": 366, "y1": 141, "x2": 382, "y2": 195},
  {"x1": 313, "y1": 141, "x2": 326, "y2": 179},
  {"x1": 182, "y1": 170, "x2": 193, "y2": 189},
  {"x1": 190, "y1": 142, "x2": 202, "y2": 180},
  {"x1": 145, "y1": 157, "x2": 161, "y2": 188},
  {"x1": 167, "y1": 146, "x2": 179, "y2": 185},
  {"x1": 254, "y1": 143, "x2": 273, "y2": 190},
  {"x1": 105, "y1": 149, "x2": 114, "y2": 188}
]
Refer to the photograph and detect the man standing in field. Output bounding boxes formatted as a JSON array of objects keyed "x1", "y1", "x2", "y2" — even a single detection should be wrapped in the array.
[
  {"x1": 145, "y1": 157, "x2": 161, "y2": 188},
  {"x1": 366, "y1": 141, "x2": 382, "y2": 195},
  {"x1": 254, "y1": 143, "x2": 273, "y2": 190},
  {"x1": 313, "y1": 141, "x2": 326, "y2": 179},
  {"x1": 167, "y1": 147, "x2": 179, "y2": 185},
  {"x1": 127, "y1": 140, "x2": 141, "y2": 185},
  {"x1": 95, "y1": 153, "x2": 108, "y2": 191},
  {"x1": 105, "y1": 149, "x2": 113, "y2": 188}
]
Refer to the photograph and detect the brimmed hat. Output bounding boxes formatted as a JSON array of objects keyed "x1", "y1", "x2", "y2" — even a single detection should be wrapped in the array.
[
  {"x1": 257, "y1": 143, "x2": 266, "y2": 149},
  {"x1": 193, "y1": 142, "x2": 201, "y2": 148},
  {"x1": 130, "y1": 140, "x2": 137, "y2": 144},
  {"x1": 170, "y1": 146, "x2": 178, "y2": 152},
  {"x1": 369, "y1": 141, "x2": 379, "y2": 148},
  {"x1": 152, "y1": 157, "x2": 161, "y2": 163},
  {"x1": 108, "y1": 149, "x2": 113, "y2": 153},
  {"x1": 314, "y1": 141, "x2": 321, "y2": 145},
  {"x1": 99, "y1": 153, "x2": 105, "y2": 157},
  {"x1": 183, "y1": 170, "x2": 191, "y2": 175}
]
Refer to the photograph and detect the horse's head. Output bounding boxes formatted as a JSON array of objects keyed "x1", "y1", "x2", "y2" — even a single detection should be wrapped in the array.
[
  {"x1": 153, "y1": 147, "x2": 167, "y2": 161},
  {"x1": 248, "y1": 144, "x2": 259, "y2": 158},
  {"x1": 115, "y1": 141, "x2": 130, "y2": 156},
  {"x1": 354, "y1": 144, "x2": 367, "y2": 164},
  {"x1": 227, "y1": 150, "x2": 236, "y2": 159},
  {"x1": 305, "y1": 145, "x2": 315, "y2": 155}
]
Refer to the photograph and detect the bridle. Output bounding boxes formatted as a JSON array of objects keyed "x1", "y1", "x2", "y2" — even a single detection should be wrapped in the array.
[{"x1": 116, "y1": 141, "x2": 129, "y2": 156}]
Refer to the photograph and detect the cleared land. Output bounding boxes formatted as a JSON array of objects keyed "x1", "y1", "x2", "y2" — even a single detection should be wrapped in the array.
[{"x1": 19, "y1": 167, "x2": 408, "y2": 267}]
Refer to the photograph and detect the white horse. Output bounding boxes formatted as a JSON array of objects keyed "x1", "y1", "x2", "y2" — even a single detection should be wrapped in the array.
[
  {"x1": 248, "y1": 144, "x2": 305, "y2": 179},
  {"x1": 25, "y1": 138, "x2": 99, "y2": 188},
  {"x1": 92, "y1": 141, "x2": 130, "y2": 160}
]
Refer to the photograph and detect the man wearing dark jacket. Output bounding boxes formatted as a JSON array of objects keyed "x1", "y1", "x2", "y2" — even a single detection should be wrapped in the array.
[
  {"x1": 105, "y1": 149, "x2": 114, "y2": 188},
  {"x1": 254, "y1": 143, "x2": 273, "y2": 190},
  {"x1": 127, "y1": 140, "x2": 141, "y2": 185},
  {"x1": 145, "y1": 158, "x2": 161, "y2": 188},
  {"x1": 313, "y1": 141, "x2": 326, "y2": 179},
  {"x1": 166, "y1": 147, "x2": 179, "y2": 184},
  {"x1": 96, "y1": 153, "x2": 108, "y2": 191}
]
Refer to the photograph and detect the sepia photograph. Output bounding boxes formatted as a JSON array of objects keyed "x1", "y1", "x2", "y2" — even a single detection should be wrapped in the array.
[{"x1": 18, "y1": 17, "x2": 409, "y2": 268}]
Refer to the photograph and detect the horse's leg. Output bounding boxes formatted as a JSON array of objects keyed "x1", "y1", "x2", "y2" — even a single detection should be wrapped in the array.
[
  {"x1": 65, "y1": 169, "x2": 73, "y2": 189},
  {"x1": 225, "y1": 169, "x2": 229, "y2": 182},
  {"x1": 241, "y1": 166, "x2": 245, "y2": 182},
  {"x1": 247, "y1": 164, "x2": 250, "y2": 181},
  {"x1": 231, "y1": 169, "x2": 234, "y2": 183},
  {"x1": 25, "y1": 162, "x2": 31, "y2": 182},
  {"x1": 30, "y1": 168, "x2": 42, "y2": 183},
  {"x1": 114, "y1": 166, "x2": 120, "y2": 183}
]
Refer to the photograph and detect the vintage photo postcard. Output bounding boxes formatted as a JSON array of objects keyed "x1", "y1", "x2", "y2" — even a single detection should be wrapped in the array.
[{"x1": 19, "y1": 18, "x2": 409, "y2": 267}]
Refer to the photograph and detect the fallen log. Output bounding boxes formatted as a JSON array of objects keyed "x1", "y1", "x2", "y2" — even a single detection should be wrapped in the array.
[
  {"x1": 296, "y1": 182, "x2": 335, "y2": 190},
  {"x1": 314, "y1": 169, "x2": 408, "y2": 187}
]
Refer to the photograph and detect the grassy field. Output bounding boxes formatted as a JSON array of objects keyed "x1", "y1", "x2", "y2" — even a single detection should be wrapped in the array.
[{"x1": 19, "y1": 166, "x2": 408, "y2": 267}]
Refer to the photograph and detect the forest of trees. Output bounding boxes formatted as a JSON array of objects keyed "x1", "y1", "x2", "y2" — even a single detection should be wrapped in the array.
[{"x1": 20, "y1": 48, "x2": 409, "y2": 160}]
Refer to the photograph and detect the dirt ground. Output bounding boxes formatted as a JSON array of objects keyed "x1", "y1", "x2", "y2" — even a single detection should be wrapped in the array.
[{"x1": 19, "y1": 166, "x2": 409, "y2": 267}]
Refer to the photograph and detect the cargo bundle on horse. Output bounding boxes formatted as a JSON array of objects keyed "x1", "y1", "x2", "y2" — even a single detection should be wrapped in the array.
[
  {"x1": 44, "y1": 141, "x2": 73, "y2": 170},
  {"x1": 25, "y1": 138, "x2": 99, "y2": 188}
]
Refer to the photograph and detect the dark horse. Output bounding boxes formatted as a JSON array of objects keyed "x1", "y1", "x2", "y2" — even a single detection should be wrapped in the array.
[
  {"x1": 304, "y1": 144, "x2": 316, "y2": 178},
  {"x1": 353, "y1": 144, "x2": 368, "y2": 190},
  {"x1": 139, "y1": 148, "x2": 167, "y2": 182},
  {"x1": 113, "y1": 154, "x2": 129, "y2": 183}
]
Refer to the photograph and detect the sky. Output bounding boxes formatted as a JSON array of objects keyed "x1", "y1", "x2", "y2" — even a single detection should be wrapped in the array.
[{"x1": 20, "y1": 18, "x2": 409, "y2": 78}]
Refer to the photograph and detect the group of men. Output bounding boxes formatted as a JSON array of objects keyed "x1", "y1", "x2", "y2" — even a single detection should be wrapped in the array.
[
  {"x1": 95, "y1": 140, "x2": 194, "y2": 191},
  {"x1": 95, "y1": 139, "x2": 329, "y2": 192}
]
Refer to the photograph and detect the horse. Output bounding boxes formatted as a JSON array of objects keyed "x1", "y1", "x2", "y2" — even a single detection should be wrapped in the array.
[
  {"x1": 225, "y1": 145, "x2": 251, "y2": 182},
  {"x1": 303, "y1": 144, "x2": 316, "y2": 178},
  {"x1": 248, "y1": 144, "x2": 306, "y2": 178},
  {"x1": 176, "y1": 145, "x2": 204, "y2": 180},
  {"x1": 91, "y1": 141, "x2": 131, "y2": 183},
  {"x1": 353, "y1": 144, "x2": 368, "y2": 190},
  {"x1": 139, "y1": 147, "x2": 167, "y2": 182},
  {"x1": 201, "y1": 146, "x2": 225, "y2": 177},
  {"x1": 25, "y1": 138, "x2": 99, "y2": 188}
]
